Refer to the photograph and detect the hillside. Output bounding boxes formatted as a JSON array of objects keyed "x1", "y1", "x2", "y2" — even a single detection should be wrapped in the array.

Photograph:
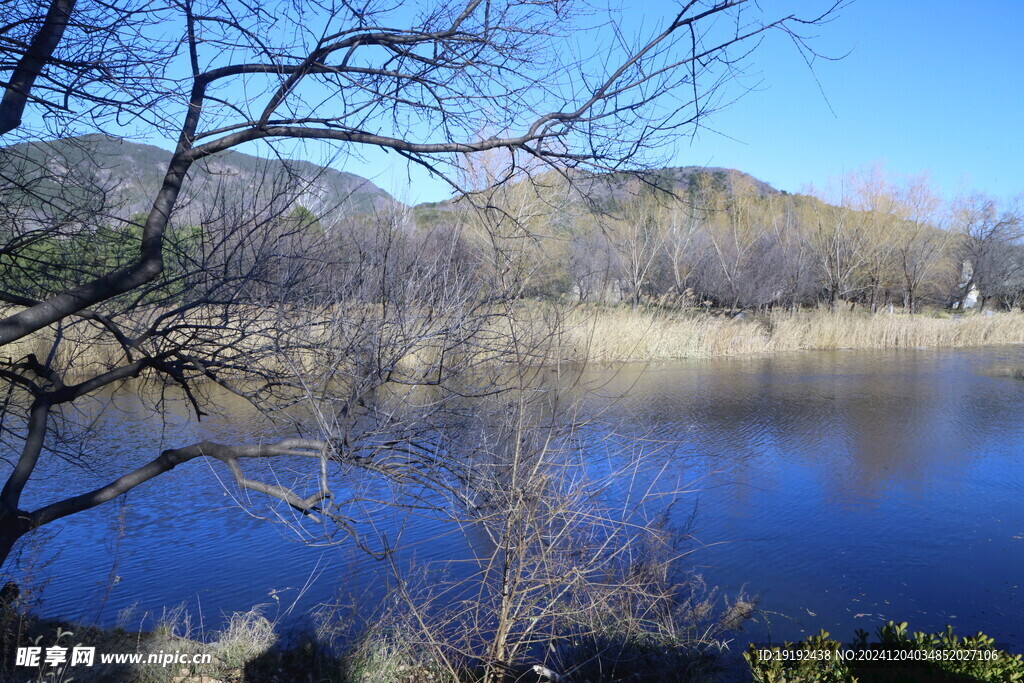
[
  {"x1": 567, "y1": 165, "x2": 779, "y2": 205},
  {"x1": 0, "y1": 134, "x2": 397, "y2": 220},
  {"x1": 2, "y1": 135, "x2": 788, "y2": 230},
  {"x1": 412, "y1": 165, "x2": 780, "y2": 224}
]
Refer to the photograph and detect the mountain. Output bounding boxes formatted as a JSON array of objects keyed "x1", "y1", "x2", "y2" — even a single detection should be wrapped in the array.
[
  {"x1": 412, "y1": 165, "x2": 781, "y2": 225},
  {"x1": 590, "y1": 165, "x2": 780, "y2": 200},
  {"x1": 2, "y1": 134, "x2": 782, "y2": 227},
  {"x1": 1, "y1": 134, "x2": 397, "y2": 219}
]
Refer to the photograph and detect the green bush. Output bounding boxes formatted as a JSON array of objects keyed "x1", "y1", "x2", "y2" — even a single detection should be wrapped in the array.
[{"x1": 745, "y1": 621, "x2": 1024, "y2": 683}]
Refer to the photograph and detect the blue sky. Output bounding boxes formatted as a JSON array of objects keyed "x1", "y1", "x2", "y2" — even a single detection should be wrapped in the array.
[
  {"x1": 87, "y1": 0, "x2": 1021, "y2": 206},
  {"x1": 331, "y1": 0, "x2": 1022, "y2": 205},
  {"x1": 659, "y1": 0, "x2": 1024, "y2": 204}
]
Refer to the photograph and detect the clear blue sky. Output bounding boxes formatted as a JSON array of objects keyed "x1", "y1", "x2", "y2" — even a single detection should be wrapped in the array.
[
  {"x1": 328, "y1": 0, "x2": 1023, "y2": 205},
  {"x1": 102, "y1": 0, "x2": 1019, "y2": 206},
  {"x1": 663, "y1": 0, "x2": 1024, "y2": 203}
]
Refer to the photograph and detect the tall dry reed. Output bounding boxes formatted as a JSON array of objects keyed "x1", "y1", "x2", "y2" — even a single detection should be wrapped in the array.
[
  {"x1": 5, "y1": 305, "x2": 1023, "y2": 374},
  {"x1": 553, "y1": 307, "x2": 1024, "y2": 362}
]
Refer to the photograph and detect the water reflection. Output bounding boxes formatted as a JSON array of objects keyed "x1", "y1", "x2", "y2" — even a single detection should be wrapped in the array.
[
  {"x1": 573, "y1": 347, "x2": 1023, "y2": 648},
  {"x1": 8, "y1": 346, "x2": 1024, "y2": 651}
]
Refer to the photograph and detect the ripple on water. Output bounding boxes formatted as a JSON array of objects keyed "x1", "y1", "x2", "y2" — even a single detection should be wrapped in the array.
[{"x1": 13, "y1": 347, "x2": 1024, "y2": 650}]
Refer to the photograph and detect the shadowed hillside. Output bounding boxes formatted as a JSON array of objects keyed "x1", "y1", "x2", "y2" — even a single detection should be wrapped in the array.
[{"x1": 0, "y1": 134, "x2": 397, "y2": 219}]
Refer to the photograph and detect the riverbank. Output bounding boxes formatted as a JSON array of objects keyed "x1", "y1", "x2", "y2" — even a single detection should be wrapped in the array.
[
  {"x1": 0, "y1": 602, "x2": 730, "y2": 682},
  {"x1": 4, "y1": 604, "x2": 1021, "y2": 682},
  {"x1": 553, "y1": 307, "x2": 1024, "y2": 362}
]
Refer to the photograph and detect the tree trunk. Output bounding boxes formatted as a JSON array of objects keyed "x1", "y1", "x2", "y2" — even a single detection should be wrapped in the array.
[{"x1": 0, "y1": 512, "x2": 31, "y2": 570}]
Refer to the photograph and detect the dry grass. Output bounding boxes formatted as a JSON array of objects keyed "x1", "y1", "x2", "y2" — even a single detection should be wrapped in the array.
[
  {"x1": 553, "y1": 307, "x2": 1024, "y2": 362},
  {"x1": 4, "y1": 305, "x2": 1023, "y2": 377}
]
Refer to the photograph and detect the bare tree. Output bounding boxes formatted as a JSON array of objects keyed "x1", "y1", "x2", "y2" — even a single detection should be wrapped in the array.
[
  {"x1": 766, "y1": 194, "x2": 816, "y2": 312},
  {"x1": 807, "y1": 183, "x2": 872, "y2": 311},
  {"x1": 845, "y1": 167, "x2": 903, "y2": 313},
  {"x1": 951, "y1": 193, "x2": 1024, "y2": 311},
  {"x1": 454, "y1": 149, "x2": 574, "y2": 299},
  {"x1": 319, "y1": 367, "x2": 748, "y2": 683},
  {"x1": 891, "y1": 176, "x2": 950, "y2": 314},
  {"x1": 661, "y1": 178, "x2": 713, "y2": 301},
  {"x1": 0, "y1": 0, "x2": 845, "y2": 569},
  {"x1": 568, "y1": 222, "x2": 618, "y2": 303},
  {"x1": 604, "y1": 183, "x2": 668, "y2": 308},
  {"x1": 692, "y1": 174, "x2": 785, "y2": 312}
]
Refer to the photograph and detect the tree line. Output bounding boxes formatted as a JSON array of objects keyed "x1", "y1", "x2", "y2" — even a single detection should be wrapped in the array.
[
  {"x1": 415, "y1": 165, "x2": 1024, "y2": 314},
  {"x1": 6, "y1": 160, "x2": 1021, "y2": 324}
]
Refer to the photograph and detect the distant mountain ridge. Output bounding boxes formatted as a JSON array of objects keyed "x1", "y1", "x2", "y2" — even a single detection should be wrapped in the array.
[
  {"x1": 415, "y1": 165, "x2": 780, "y2": 213},
  {"x1": 2, "y1": 135, "x2": 782, "y2": 224},
  {"x1": 621, "y1": 165, "x2": 779, "y2": 197},
  {"x1": 1, "y1": 134, "x2": 397, "y2": 219}
]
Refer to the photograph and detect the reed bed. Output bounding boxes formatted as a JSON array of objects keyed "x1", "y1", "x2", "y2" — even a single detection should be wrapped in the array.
[
  {"x1": 3, "y1": 306, "x2": 1023, "y2": 377},
  {"x1": 554, "y1": 307, "x2": 1024, "y2": 362}
]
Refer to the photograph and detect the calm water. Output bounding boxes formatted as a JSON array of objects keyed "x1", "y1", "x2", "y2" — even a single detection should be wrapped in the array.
[{"x1": 9, "y1": 346, "x2": 1024, "y2": 651}]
